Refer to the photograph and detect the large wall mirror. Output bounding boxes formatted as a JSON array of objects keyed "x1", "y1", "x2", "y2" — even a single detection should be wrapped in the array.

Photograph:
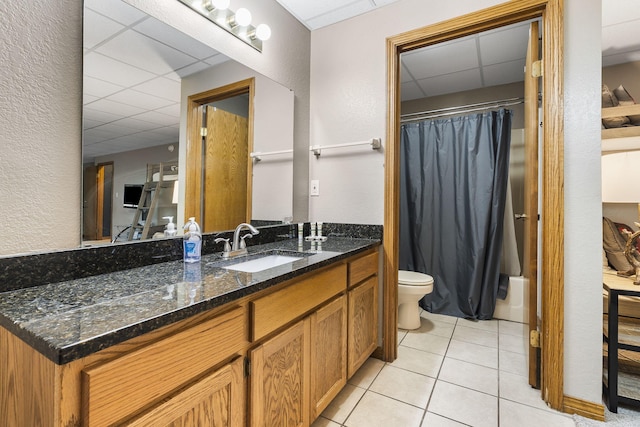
[{"x1": 82, "y1": 0, "x2": 294, "y2": 245}]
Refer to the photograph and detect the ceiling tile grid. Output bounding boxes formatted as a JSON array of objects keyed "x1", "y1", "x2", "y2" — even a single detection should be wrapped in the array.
[
  {"x1": 82, "y1": 0, "x2": 640, "y2": 160},
  {"x1": 83, "y1": 0, "x2": 228, "y2": 161}
]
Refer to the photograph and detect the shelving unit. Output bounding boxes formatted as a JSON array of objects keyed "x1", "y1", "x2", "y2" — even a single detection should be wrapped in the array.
[
  {"x1": 126, "y1": 161, "x2": 178, "y2": 241},
  {"x1": 602, "y1": 104, "x2": 640, "y2": 152},
  {"x1": 602, "y1": 275, "x2": 640, "y2": 412}
]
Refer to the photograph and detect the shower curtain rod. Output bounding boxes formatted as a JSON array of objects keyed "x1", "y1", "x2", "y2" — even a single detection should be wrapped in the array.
[{"x1": 400, "y1": 97, "x2": 525, "y2": 123}]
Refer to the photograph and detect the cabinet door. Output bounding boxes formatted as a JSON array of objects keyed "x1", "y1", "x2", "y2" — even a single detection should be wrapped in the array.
[
  {"x1": 250, "y1": 319, "x2": 310, "y2": 427},
  {"x1": 126, "y1": 357, "x2": 245, "y2": 427},
  {"x1": 348, "y1": 276, "x2": 378, "y2": 378},
  {"x1": 310, "y1": 295, "x2": 347, "y2": 420}
]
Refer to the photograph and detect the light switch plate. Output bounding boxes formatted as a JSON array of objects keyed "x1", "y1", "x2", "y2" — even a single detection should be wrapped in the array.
[{"x1": 310, "y1": 179, "x2": 320, "y2": 196}]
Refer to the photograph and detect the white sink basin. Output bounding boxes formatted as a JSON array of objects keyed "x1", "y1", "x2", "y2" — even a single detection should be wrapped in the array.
[{"x1": 223, "y1": 254, "x2": 302, "y2": 273}]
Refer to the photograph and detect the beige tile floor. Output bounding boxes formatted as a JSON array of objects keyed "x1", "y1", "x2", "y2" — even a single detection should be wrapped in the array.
[{"x1": 312, "y1": 309, "x2": 576, "y2": 427}]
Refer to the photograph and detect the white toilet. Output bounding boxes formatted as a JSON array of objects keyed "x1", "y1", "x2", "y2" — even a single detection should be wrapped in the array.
[{"x1": 398, "y1": 270, "x2": 434, "y2": 330}]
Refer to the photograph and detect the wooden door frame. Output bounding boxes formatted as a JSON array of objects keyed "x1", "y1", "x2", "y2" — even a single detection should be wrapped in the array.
[
  {"x1": 185, "y1": 78, "x2": 255, "y2": 226},
  {"x1": 384, "y1": 0, "x2": 564, "y2": 410},
  {"x1": 95, "y1": 162, "x2": 114, "y2": 240}
]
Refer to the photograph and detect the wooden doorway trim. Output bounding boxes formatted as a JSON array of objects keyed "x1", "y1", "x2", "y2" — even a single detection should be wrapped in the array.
[
  {"x1": 185, "y1": 78, "x2": 255, "y2": 224},
  {"x1": 384, "y1": 0, "x2": 564, "y2": 410}
]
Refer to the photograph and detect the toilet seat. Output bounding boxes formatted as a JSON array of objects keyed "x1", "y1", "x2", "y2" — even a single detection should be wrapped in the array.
[{"x1": 398, "y1": 270, "x2": 433, "y2": 286}]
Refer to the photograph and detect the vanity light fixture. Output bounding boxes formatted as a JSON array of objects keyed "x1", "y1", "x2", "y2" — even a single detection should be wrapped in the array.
[{"x1": 177, "y1": 0, "x2": 271, "y2": 52}]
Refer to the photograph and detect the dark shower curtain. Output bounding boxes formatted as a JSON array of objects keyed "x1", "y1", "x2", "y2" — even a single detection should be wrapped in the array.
[{"x1": 399, "y1": 109, "x2": 512, "y2": 320}]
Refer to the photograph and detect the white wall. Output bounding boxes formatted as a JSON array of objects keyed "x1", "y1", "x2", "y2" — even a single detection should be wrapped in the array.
[
  {"x1": 308, "y1": 0, "x2": 504, "y2": 224},
  {"x1": 563, "y1": 0, "x2": 602, "y2": 404},
  {"x1": 0, "y1": 1, "x2": 83, "y2": 255},
  {"x1": 309, "y1": 0, "x2": 603, "y2": 405}
]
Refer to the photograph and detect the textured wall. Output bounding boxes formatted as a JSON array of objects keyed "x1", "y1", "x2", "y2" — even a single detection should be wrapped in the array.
[
  {"x1": 0, "y1": 0, "x2": 309, "y2": 256},
  {"x1": 563, "y1": 0, "x2": 603, "y2": 404},
  {"x1": 308, "y1": 0, "x2": 503, "y2": 224},
  {"x1": 0, "y1": 1, "x2": 83, "y2": 255}
]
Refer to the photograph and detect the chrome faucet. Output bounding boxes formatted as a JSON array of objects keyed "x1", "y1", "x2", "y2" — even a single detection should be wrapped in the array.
[{"x1": 225, "y1": 223, "x2": 259, "y2": 258}]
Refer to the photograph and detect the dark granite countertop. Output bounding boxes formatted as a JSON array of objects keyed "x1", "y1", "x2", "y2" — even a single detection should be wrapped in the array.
[{"x1": 0, "y1": 237, "x2": 379, "y2": 365}]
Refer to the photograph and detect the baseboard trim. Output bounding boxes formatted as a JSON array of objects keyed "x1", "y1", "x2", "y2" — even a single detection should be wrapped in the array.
[{"x1": 563, "y1": 395, "x2": 605, "y2": 421}]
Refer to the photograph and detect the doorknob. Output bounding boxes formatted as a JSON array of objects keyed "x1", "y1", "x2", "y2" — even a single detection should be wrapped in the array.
[{"x1": 515, "y1": 213, "x2": 528, "y2": 220}]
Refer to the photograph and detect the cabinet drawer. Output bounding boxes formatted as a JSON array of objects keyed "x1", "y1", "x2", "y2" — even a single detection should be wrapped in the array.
[
  {"x1": 127, "y1": 357, "x2": 245, "y2": 427},
  {"x1": 251, "y1": 264, "x2": 347, "y2": 341},
  {"x1": 82, "y1": 306, "x2": 246, "y2": 427},
  {"x1": 348, "y1": 249, "x2": 378, "y2": 287}
]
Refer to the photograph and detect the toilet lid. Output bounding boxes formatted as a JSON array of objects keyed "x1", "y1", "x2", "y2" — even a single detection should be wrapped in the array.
[{"x1": 398, "y1": 270, "x2": 434, "y2": 286}]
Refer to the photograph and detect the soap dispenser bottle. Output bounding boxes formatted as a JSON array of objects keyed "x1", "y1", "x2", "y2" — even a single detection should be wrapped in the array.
[
  {"x1": 163, "y1": 216, "x2": 177, "y2": 237},
  {"x1": 183, "y1": 217, "x2": 202, "y2": 263}
]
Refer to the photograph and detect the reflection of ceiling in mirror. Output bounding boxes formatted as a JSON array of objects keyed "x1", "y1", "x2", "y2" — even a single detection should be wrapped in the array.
[
  {"x1": 82, "y1": 0, "x2": 228, "y2": 162},
  {"x1": 400, "y1": 20, "x2": 533, "y2": 102}
]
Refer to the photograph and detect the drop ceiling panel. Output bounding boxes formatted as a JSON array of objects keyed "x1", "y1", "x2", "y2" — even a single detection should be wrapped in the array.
[
  {"x1": 86, "y1": 99, "x2": 146, "y2": 118},
  {"x1": 203, "y1": 54, "x2": 230, "y2": 67},
  {"x1": 307, "y1": 1, "x2": 372, "y2": 30},
  {"x1": 133, "y1": 18, "x2": 219, "y2": 60},
  {"x1": 83, "y1": 107, "x2": 125, "y2": 125},
  {"x1": 85, "y1": 0, "x2": 147, "y2": 26},
  {"x1": 277, "y1": 0, "x2": 363, "y2": 21},
  {"x1": 482, "y1": 60, "x2": 526, "y2": 88},
  {"x1": 478, "y1": 24, "x2": 529, "y2": 66},
  {"x1": 400, "y1": 81, "x2": 425, "y2": 102},
  {"x1": 83, "y1": 9, "x2": 125, "y2": 50},
  {"x1": 114, "y1": 117, "x2": 169, "y2": 132},
  {"x1": 84, "y1": 52, "x2": 156, "y2": 87},
  {"x1": 602, "y1": 0, "x2": 639, "y2": 26},
  {"x1": 106, "y1": 90, "x2": 176, "y2": 111},
  {"x1": 154, "y1": 104, "x2": 181, "y2": 118},
  {"x1": 84, "y1": 94, "x2": 100, "y2": 104},
  {"x1": 416, "y1": 69, "x2": 483, "y2": 98},
  {"x1": 95, "y1": 30, "x2": 198, "y2": 75},
  {"x1": 91, "y1": 123, "x2": 145, "y2": 139},
  {"x1": 132, "y1": 77, "x2": 181, "y2": 102},
  {"x1": 402, "y1": 39, "x2": 479, "y2": 80},
  {"x1": 149, "y1": 126, "x2": 180, "y2": 138},
  {"x1": 83, "y1": 128, "x2": 116, "y2": 143},
  {"x1": 132, "y1": 111, "x2": 180, "y2": 126},
  {"x1": 164, "y1": 62, "x2": 213, "y2": 81},
  {"x1": 83, "y1": 76, "x2": 125, "y2": 98}
]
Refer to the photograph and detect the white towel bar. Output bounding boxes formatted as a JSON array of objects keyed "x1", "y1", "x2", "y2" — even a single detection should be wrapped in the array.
[
  {"x1": 310, "y1": 138, "x2": 382, "y2": 157},
  {"x1": 250, "y1": 149, "x2": 293, "y2": 162}
]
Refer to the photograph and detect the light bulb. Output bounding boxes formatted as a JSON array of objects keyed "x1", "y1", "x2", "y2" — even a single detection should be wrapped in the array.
[
  {"x1": 235, "y1": 8, "x2": 252, "y2": 27},
  {"x1": 255, "y1": 24, "x2": 271, "y2": 41}
]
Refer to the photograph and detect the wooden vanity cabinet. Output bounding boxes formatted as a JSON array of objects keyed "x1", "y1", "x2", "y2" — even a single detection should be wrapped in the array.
[
  {"x1": 347, "y1": 251, "x2": 379, "y2": 378},
  {"x1": 310, "y1": 294, "x2": 348, "y2": 419},
  {"x1": 249, "y1": 248, "x2": 379, "y2": 426},
  {"x1": 81, "y1": 305, "x2": 248, "y2": 427},
  {"x1": 1, "y1": 247, "x2": 380, "y2": 427},
  {"x1": 126, "y1": 356, "x2": 245, "y2": 426},
  {"x1": 249, "y1": 264, "x2": 347, "y2": 426},
  {"x1": 250, "y1": 318, "x2": 311, "y2": 427}
]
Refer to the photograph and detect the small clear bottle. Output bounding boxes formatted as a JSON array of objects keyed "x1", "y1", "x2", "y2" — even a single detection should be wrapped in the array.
[{"x1": 183, "y1": 217, "x2": 202, "y2": 263}]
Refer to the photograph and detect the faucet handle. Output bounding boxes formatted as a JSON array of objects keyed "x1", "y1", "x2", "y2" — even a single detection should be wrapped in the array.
[
  {"x1": 214, "y1": 237, "x2": 231, "y2": 254},
  {"x1": 239, "y1": 233, "x2": 254, "y2": 249}
]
